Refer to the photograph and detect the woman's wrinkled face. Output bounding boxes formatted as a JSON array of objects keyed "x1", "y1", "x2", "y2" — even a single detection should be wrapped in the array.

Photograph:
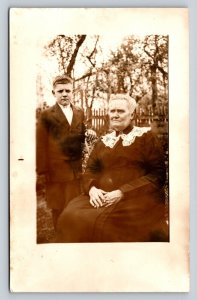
[{"x1": 108, "y1": 99, "x2": 132, "y2": 131}]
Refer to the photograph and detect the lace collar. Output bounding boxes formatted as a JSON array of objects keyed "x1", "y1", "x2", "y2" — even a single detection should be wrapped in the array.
[{"x1": 101, "y1": 126, "x2": 151, "y2": 148}]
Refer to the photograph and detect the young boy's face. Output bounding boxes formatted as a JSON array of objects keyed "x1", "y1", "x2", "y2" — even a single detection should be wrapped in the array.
[{"x1": 52, "y1": 83, "x2": 73, "y2": 106}]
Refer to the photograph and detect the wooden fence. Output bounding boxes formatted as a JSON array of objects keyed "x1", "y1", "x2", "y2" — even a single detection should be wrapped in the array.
[
  {"x1": 86, "y1": 107, "x2": 168, "y2": 136},
  {"x1": 36, "y1": 104, "x2": 168, "y2": 137}
]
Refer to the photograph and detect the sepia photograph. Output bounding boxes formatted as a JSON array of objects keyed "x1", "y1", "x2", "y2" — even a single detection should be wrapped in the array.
[
  {"x1": 35, "y1": 34, "x2": 169, "y2": 244},
  {"x1": 10, "y1": 8, "x2": 189, "y2": 292}
]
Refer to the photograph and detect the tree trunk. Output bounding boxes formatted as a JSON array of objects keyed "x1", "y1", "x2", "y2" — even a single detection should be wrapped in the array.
[
  {"x1": 67, "y1": 35, "x2": 86, "y2": 76},
  {"x1": 151, "y1": 65, "x2": 157, "y2": 114}
]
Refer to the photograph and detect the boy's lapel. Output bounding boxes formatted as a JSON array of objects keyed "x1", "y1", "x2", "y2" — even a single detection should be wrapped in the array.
[
  {"x1": 52, "y1": 103, "x2": 70, "y2": 127},
  {"x1": 71, "y1": 106, "x2": 81, "y2": 129}
]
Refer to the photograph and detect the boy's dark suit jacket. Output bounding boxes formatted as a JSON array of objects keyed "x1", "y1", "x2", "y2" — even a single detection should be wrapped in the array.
[{"x1": 36, "y1": 103, "x2": 85, "y2": 209}]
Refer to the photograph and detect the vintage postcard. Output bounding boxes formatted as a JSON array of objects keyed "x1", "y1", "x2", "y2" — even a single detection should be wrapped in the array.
[{"x1": 10, "y1": 8, "x2": 189, "y2": 292}]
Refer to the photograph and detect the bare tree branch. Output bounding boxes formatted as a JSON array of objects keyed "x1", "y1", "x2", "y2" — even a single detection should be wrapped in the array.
[
  {"x1": 58, "y1": 38, "x2": 66, "y2": 74},
  {"x1": 67, "y1": 35, "x2": 86, "y2": 76},
  {"x1": 144, "y1": 44, "x2": 154, "y2": 60},
  {"x1": 157, "y1": 65, "x2": 168, "y2": 77},
  {"x1": 75, "y1": 70, "x2": 96, "y2": 81},
  {"x1": 86, "y1": 36, "x2": 99, "y2": 67}
]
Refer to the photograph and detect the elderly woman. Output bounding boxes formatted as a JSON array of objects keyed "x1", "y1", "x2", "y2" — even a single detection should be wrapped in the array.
[{"x1": 56, "y1": 94, "x2": 168, "y2": 242}]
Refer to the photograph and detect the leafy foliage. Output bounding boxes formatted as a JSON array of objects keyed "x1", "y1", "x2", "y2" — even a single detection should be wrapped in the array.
[{"x1": 40, "y1": 34, "x2": 168, "y2": 116}]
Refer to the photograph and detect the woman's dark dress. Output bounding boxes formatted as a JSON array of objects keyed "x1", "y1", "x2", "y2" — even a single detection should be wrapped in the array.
[{"x1": 56, "y1": 126, "x2": 168, "y2": 242}]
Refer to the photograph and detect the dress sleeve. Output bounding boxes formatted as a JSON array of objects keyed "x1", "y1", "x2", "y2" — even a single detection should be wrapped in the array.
[{"x1": 119, "y1": 130, "x2": 166, "y2": 195}]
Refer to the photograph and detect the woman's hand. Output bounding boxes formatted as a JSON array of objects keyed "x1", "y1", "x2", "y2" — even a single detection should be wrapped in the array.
[
  {"x1": 103, "y1": 190, "x2": 124, "y2": 207},
  {"x1": 89, "y1": 186, "x2": 107, "y2": 208}
]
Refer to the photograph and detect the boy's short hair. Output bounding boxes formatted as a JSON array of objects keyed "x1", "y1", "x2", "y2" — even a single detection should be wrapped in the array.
[{"x1": 52, "y1": 74, "x2": 73, "y2": 88}]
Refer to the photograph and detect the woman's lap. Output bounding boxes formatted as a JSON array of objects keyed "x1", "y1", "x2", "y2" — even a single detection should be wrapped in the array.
[{"x1": 56, "y1": 193, "x2": 168, "y2": 242}]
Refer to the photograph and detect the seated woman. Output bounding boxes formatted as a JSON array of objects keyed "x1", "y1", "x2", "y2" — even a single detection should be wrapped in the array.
[{"x1": 56, "y1": 94, "x2": 169, "y2": 242}]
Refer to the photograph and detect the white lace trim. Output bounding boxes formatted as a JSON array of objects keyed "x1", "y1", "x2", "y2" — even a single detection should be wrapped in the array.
[{"x1": 101, "y1": 126, "x2": 151, "y2": 148}]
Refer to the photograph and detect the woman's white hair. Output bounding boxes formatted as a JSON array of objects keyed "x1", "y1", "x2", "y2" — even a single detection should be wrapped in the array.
[{"x1": 109, "y1": 94, "x2": 137, "y2": 114}]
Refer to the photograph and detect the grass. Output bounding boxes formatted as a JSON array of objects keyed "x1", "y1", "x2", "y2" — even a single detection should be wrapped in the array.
[{"x1": 37, "y1": 193, "x2": 55, "y2": 243}]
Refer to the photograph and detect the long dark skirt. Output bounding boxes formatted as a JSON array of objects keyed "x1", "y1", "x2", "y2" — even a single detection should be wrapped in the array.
[{"x1": 56, "y1": 193, "x2": 168, "y2": 243}]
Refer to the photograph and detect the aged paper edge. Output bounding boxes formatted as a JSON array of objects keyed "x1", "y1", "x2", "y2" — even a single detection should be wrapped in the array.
[{"x1": 10, "y1": 8, "x2": 189, "y2": 292}]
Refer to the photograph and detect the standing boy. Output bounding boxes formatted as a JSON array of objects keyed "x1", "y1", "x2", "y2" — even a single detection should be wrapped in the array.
[{"x1": 36, "y1": 75, "x2": 85, "y2": 229}]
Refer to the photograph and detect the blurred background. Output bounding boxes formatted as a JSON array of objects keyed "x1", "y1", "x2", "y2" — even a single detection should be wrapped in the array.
[{"x1": 36, "y1": 35, "x2": 168, "y2": 134}]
